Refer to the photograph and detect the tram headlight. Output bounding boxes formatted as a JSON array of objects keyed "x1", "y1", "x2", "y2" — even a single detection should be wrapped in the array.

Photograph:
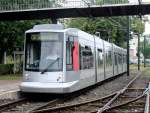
[
  {"x1": 25, "y1": 74, "x2": 29, "y2": 80},
  {"x1": 57, "y1": 74, "x2": 62, "y2": 82}
]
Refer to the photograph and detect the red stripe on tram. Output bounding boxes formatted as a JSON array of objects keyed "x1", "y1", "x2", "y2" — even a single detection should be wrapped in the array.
[{"x1": 73, "y1": 40, "x2": 79, "y2": 71}]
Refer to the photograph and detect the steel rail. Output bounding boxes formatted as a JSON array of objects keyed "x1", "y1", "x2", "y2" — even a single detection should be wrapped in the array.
[
  {"x1": 0, "y1": 98, "x2": 27, "y2": 112},
  {"x1": 26, "y1": 99, "x2": 59, "y2": 113},
  {"x1": 93, "y1": 90, "x2": 146, "y2": 113},
  {"x1": 29, "y1": 73, "x2": 131, "y2": 112},
  {"x1": 90, "y1": 95, "x2": 145, "y2": 113},
  {"x1": 30, "y1": 84, "x2": 109, "y2": 113},
  {"x1": 144, "y1": 82, "x2": 150, "y2": 113},
  {"x1": 31, "y1": 71, "x2": 142, "y2": 113},
  {"x1": 92, "y1": 82, "x2": 150, "y2": 113},
  {"x1": 31, "y1": 92, "x2": 117, "y2": 113},
  {"x1": 96, "y1": 71, "x2": 142, "y2": 113}
]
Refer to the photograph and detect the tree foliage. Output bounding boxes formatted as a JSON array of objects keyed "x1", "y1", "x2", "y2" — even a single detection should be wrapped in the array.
[
  {"x1": 140, "y1": 39, "x2": 150, "y2": 59},
  {"x1": 0, "y1": 0, "x2": 58, "y2": 64},
  {"x1": 0, "y1": 19, "x2": 51, "y2": 63},
  {"x1": 131, "y1": 16, "x2": 145, "y2": 34},
  {"x1": 66, "y1": 0, "x2": 145, "y2": 48},
  {"x1": 0, "y1": 0, "x2": 145, "y2": 64},
  {"x1": 66, "y1": 16, "x2": 144, "y2": 48}
]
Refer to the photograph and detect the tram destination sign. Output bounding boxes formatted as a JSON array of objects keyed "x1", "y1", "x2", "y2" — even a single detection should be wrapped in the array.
[{"x1": 30, "y1": 32, "x2": 59, "y2": 41}]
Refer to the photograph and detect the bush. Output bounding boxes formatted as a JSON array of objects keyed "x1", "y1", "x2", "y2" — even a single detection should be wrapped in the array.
[{"x1": 0, "y1": 64, "x2": 14, "y2": 75}]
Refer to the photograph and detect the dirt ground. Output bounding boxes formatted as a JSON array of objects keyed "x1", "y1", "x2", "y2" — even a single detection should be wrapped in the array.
[{"x1": 0, "y1": 80, "x2": 21, "y2": 92}]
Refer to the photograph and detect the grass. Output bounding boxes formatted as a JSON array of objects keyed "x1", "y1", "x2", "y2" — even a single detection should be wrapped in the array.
[
  {"x1": 0, "y1": 74, "x2": 22, "y2": 80},
  {"x1": 130, "y1": 64, "x2": 150, "y2": 78},
  {"x1": 130, "y1": 64, "x2": 145, "y2": 71},
  {"x1": 144, "y1": 70, "x2": 150, "y2": 78}
]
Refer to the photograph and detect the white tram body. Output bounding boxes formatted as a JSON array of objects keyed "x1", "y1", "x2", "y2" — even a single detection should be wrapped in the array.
[{"x1": 20, "y1": 24, "x2": 127, "y2": 93}]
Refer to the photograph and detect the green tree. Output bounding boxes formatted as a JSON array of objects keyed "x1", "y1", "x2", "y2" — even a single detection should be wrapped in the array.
[
  {"x1": 131, "y1": 16, "x2": 145, "y2": 34},
  {"x1": 66, "y1": 16, "x2": 144, "y2": 48},
  {"x1": 0, "y1": 19, "x2": 50, "y2": 64},
  {"x1": 66, "y1": 0, "x2": 144, "y2": 48},
  {"x1": 0, "y1": 0, "x2": 60, "y2": 64},
  {"x1": 140, "y1": 39, "x2": 150, "y2": 59}
]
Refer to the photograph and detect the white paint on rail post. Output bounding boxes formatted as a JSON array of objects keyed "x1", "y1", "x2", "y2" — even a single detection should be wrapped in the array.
[{"x1": 144, "y1": 82, "x2": 150, "y2": 113}]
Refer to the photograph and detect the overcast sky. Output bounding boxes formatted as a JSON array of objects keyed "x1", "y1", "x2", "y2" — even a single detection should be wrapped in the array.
[{"x1": 142, "y1": 0, "x2": 150, "y2": 34}]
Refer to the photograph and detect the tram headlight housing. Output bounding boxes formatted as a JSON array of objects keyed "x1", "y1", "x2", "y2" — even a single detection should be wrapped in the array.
[
  {"x1": 57, "y1": 74, "x2": 63, "y2": 82},
  {"x1": 25, "y1": 74, "x2": 29, "y2": 80}
]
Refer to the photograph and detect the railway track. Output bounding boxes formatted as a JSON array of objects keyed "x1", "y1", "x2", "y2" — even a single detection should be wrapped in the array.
[
  {"x1": 0, "y1": 98, "x2": 15, "y2": 105},
  {"x1": 0, "y1": 71, "x2": 149, "y2": 113},
  {"x1": 0, "y1": 98, "x2": 27, "y2": 112},
  {"x1": 0, "y1": 98, "x2": 61, "y2": 113},
  {"x1": 0, "y1": 88, "x2": 95, "y2": 113},
  {"x1": 29, "y1": 71, "x2": 150, "y2": 113}
]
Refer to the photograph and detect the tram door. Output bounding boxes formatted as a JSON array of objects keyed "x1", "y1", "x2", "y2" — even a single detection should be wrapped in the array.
[
  {"x1": 66, "y1": 36, "x2": 79, "y2": 82},
  {"x1": 96, "y1": 48, "x2": 105, "y2": 82}
]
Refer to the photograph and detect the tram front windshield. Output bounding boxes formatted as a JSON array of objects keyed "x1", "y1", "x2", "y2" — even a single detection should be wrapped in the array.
[{"x1": 25, "y1": 32, "x2": 63, "y2": 72}]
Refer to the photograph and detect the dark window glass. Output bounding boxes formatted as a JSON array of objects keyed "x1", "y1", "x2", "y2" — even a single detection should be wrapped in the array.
[
  {"x1": 80, "y1": 45, "x2": 94, "y2": 69},
  {"x1": 118, "y1": 54, "x2": 122, "y2": 64},
  {"x1": 124, "y1": 55, "x2": 126, "y2": 64},
  {"x1": 25, "y1": 32, "x2": 63, "y2": 72},
  {"x1": 97, "y1": 49, "x2": 103, "y2": 68},
  {"x1": 115, "y1": 53, "x2": 118, "y2": 65},
  {"x1": 106, "y1": 50, "x2": 112, "y2": 67},
  {"x1": 66, "y1": 37, "x2": 74, "y2": 71}
]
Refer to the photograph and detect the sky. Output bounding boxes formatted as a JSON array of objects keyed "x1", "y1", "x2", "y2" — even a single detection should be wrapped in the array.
[
  {"x1": 141, "y1": 0, "x2": 150, "y2": 35},
  {"x1": 144, "y1": 16, "x2": 150, "y2": 35}
]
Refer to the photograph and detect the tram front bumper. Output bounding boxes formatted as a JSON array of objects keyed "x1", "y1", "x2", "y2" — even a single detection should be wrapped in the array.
[{"x1": 20, "y1": 81, "x2": 79, "y2": 93}]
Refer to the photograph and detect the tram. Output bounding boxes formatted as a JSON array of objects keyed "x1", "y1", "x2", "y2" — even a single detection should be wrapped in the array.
[{"x1": 20, "y1": 24, "x2": 127, "y2": 93}]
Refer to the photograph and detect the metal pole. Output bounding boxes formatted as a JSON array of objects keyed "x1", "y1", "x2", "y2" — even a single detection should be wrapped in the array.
[
  {"x1": 127, "y1": 16, "x2": 130, "y2": 76},
  {"x1": 138, "y1": 0, "x2": 142, "y2": 70},
  {"x1": 13, "y1": 52, "x2": 16, "y2": 74},
  {"x1": 144, "y1": 35, "x2": 146, "y2": 67},
  {"x1": 138, "y1": 33, "x2": 140, "y2": 70},
  {"x1": 51, "y1": 18, "x2": 57, "y2": 24}
]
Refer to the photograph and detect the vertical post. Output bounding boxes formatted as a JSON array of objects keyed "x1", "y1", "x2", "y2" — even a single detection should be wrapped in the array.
[
  {"x1": 4, "y1": 51, "x2": 7, "y2": 64},
  {"x1": 127, "y1": 16, "x2": 130, "y2": 76},
  {"x1": 144, "y1": 35, "x2": 146, "y2": 67},
  {"x1": 138, "y1": 33, "x2": 140, "y2": 70},
  {"x1": 138, "y1": 0, "x2": 142, "y2": 70},
  {"x1": 13, "y1": 52, "x2": 16, "y2": 74},
  {"x1": 51, "y1": 18, "x2": 57, "y2": 24}
]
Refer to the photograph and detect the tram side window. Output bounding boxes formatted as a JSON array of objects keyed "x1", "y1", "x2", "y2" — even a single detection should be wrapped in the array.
[
  {"x1": 124, "y1": 55, "x2": 126, "y2": 64},
  {"x1": 106, "y1": 50, "x2": 112, "y2": 67},
  {"x1": 118, "y1": 54, "x2": 120, "y2": 64},
  {"x1": 80, "y1": 45, "x2": 94, "y2": 69},
  {"x1": 97, "y1": 49, "x2": 103, "y2": 68},
  {"x1": 123, "y1": 55, "x2": 125, "y2": 64},
  {"x1": 108, "y1": 50, "x2": 112, "y2": 65},
  {"x1": 115, "y1": 53, "x2": 117, "y2": 65},
  {"x1": 66, "y1": 37, "x2": 74, "y2": 71},
  {"x1": 118, "y1": 54, "x2": 122, "y2": 64},
  {"x1": 121, "y1": 54, "x2": 123, "y2": 64},
  {"x1": 125, "y1": 55, "x2": 127, "y2": 64},
  {"x1": 105, "y1": 52, "x2": 108, "y2": 67}
]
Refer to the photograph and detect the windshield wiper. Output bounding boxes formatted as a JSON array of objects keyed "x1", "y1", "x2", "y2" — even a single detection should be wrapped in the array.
[{"x1": 41, "y1": 57, "x2": 60, "y2": 74}]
